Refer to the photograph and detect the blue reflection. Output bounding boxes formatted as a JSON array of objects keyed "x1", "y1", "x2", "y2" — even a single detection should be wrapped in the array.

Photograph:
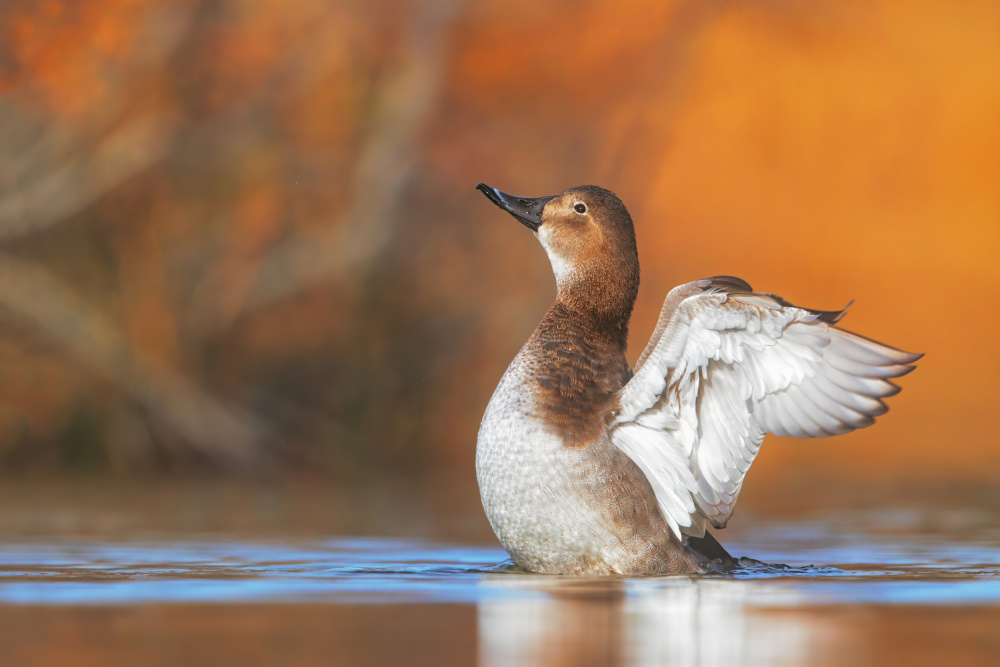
[{"x1": 0, "y1": 518, "x2": 996, "y2": 607}]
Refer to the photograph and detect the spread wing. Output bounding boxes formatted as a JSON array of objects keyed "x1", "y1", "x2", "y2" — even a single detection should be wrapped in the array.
[{"x1": 609, "y1": 277, "x2": 921, "y2": 541}]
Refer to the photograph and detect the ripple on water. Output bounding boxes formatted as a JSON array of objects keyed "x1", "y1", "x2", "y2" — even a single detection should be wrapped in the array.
[{"x1": 0, "y1": 518, "x2": 996, "y2": 607}]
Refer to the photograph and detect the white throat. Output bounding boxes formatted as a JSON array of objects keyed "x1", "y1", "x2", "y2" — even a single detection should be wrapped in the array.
[{"x1": 536, "y1": 225, "x2": 577, "y2": 294}]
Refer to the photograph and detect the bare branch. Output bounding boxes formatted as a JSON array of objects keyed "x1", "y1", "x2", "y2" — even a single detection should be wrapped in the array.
[
  {"x1": 239, "y1": 0, "x2": 459, "y2": 312},
  {"x1": 0, "y1": 252, "x2": 265, "y2": 467},
  {"x1": 0, "y1": 115, "x2": 171, "y2": 242}
]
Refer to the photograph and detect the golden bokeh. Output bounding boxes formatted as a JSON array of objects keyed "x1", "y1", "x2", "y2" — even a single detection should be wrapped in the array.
[{"x1": 0, "y1": 0, "x2": 996, "y2": 493}]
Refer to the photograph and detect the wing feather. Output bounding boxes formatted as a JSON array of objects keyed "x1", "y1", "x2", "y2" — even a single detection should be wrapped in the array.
[{"x1": 610, "y1": 278, "x2": 920, "y2": 540}]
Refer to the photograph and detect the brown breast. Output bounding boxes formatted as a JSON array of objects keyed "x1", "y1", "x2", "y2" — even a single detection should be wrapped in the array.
[{"x1": 527, "y1": 302, "x2": 631, "y2": 449}]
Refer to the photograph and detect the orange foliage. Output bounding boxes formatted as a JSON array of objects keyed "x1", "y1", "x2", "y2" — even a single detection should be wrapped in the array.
[
  {"x1": 0, "y1": 0, "x2": 996, "y2": 489},
  {"x1": 4, "y1": 1, "x2": 151, "y2": 114}
]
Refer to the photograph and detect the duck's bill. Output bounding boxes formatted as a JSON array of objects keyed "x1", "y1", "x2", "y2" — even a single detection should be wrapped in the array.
[{"x1": 476, "y1": 183, "x2": 554, "y2": 232}]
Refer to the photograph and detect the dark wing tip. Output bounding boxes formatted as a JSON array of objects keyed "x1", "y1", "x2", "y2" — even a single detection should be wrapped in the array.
[
  {"x1": 705, "y1": 275, "x2": 753, "y2": 294},
  {"x1": 760, "y1": 292, "x2": 852, "y2": 324},
  {"x1": 812, "y1": 300, "x2": 852, "y2": 324}
]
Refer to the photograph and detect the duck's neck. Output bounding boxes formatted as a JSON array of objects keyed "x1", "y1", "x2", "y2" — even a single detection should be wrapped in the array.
[
  {"x1": 553, "y1": 265, "x2": 639, "y2": 352},
  {"x1": 530, "y1": 282, "x2": 637, "y2": 447}
]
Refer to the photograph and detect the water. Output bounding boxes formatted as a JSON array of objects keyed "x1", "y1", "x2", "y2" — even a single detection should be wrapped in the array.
[
  {"x1": 0, "y1": 529, "x2": 998, "y2": 606},
  {"x1": 0, "y1": 512, "x2": 997, "y2": 666}
]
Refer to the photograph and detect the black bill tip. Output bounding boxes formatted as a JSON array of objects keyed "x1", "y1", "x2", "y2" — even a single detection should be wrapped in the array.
[
  {"x1": 476, "y1": 183, "x2": 505, "y2": 208},
  {"x1": 476, "y1": 183, "x2": 554, "y2": 232}
]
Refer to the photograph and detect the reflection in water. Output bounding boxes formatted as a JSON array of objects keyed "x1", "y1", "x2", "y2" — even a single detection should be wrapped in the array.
[
  {"x1": 0, "y1": 514, "x2": 996, "y2": 665},
  {"x1": 621, "y1": 580, "x2": 822, "y2": 667},
  {"x1": 478, "y1": 577, "x2": 625, "y2": 666},
  {"x1": 478, "y1": 576, "x2": 837, "y2": 667}
]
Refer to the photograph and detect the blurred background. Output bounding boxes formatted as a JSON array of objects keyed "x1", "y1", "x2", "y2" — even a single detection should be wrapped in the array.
[{"x1": 0, "y1": 0, "x2": 997, "y2": 533}]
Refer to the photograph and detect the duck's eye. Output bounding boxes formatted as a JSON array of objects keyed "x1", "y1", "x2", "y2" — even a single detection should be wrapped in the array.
[{"x1": 573, "y1": 202, "x2": 587, "y2": 214}]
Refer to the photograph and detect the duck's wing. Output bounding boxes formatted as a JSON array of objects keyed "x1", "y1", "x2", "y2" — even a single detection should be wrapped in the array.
[
  {"x1": 610, "y1": 277, "x2": 921, "y2": 540},
  {"x1": 632, "y1": 276, "x2": 753, "y2": 374}
]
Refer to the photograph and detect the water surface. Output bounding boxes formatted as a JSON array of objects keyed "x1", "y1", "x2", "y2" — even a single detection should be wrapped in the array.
[{"x1": 0, "y1": 512, "x2": 997, "y2": 666}]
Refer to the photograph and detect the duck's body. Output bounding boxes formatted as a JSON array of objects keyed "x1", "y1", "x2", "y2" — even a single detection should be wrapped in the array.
[
  {"x1": 478, "y1": 307, "x2": 707, "y2": 575},
  {"x1": 475, "y1": 183, "x2": 920, "y2": 575}
]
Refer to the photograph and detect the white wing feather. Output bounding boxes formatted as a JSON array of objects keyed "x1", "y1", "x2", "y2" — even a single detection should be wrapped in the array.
[{"x1": 610, "y1": 285, "x2": 919, "y2": 540}]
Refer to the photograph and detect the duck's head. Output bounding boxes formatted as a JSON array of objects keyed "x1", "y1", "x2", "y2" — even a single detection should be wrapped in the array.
[{"x1": 476, "y1": 183, "x2": 639, "y2": 325}]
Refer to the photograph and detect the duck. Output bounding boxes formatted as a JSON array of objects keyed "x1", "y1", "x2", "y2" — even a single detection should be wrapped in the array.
[{"x1": 474, "y1": 182, "x2": 920, "y2": 575}]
